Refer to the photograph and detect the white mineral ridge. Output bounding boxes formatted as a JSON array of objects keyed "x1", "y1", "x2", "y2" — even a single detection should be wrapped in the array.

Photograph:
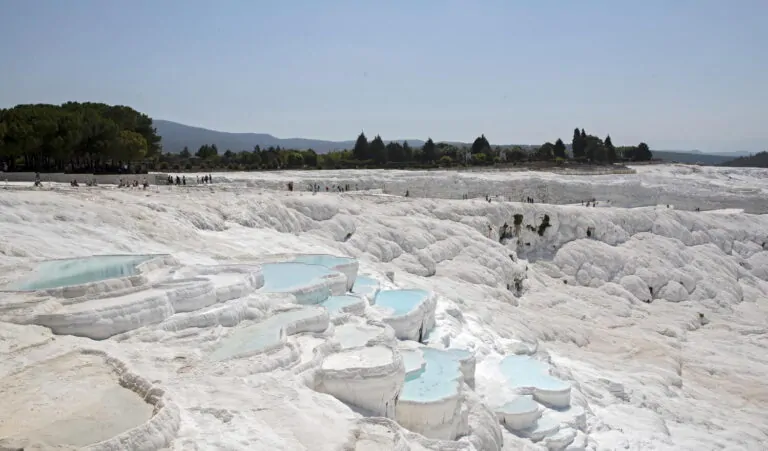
[
  {"x1": 1, "y1": 164, "x2": 768, "y2": 450},
  {"x1": 374, "y1": 290, "x2": 438, "y2": 341},
  {"x1": 318, "y1": 345, "x2": 405, "y2": 418}
]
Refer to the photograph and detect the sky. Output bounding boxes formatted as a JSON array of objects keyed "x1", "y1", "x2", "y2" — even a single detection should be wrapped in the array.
[{"x1": 1, "y1": 0, "x2": 766, "y2": 153}]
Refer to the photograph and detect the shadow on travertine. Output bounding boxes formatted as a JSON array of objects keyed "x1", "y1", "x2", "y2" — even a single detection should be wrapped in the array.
[{"x1": 0, "y1": 350, "x2": 179, "y2": 450}]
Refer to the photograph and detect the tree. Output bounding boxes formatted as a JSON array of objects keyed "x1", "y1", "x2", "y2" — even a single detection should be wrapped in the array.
[
  {"x1": 0, "y1": 102, "x2": 161, "y2": 172},
  {"x1": 370, "y1": 135, "x2": 387, "y2": 164},
  {"x1": 114, "y1": 130, "x2": 148, "y2": 162},
  {"x1": 352, "y1": 132, "x2": 369, "y2": 160},
  {"x1": 585, "y1": 136, "x2": 606, "y2": 163},
  {"x1": 553, "y1": 139, "x2": 567, "y2": 159},
  {"x1": 422, "y1": 138, "x2": 437, "y2": 162},
  {"x1": 386, "y1": 141, "x2": 404, "y2": 162},
  {"x1": 302, "y1": 149, "x2": 317, "y2": 167},
  {"x1": 635, "y1": 142, "x2": 652, "y2": 161},
  {"x1": 508, "y1": 146, "x2": 527, "y2": 162},
  {"x1": 195, "y1": 144, "x2": 218, "y2": 159},
  {"x1": 604, "y1": 135, "x2": 616, "y2": 163},
  {"x1": 572, "y1": 128, "x2": 586, "y2": 160},
  {"x1": 536, "y1": 142, "x2": 555, "y2": 160},
  {"x1": 471, "y1": 134, "x2": 491, "y2": 154},
  {"x1": 180, "y1": 146, "x2": 191, "y2": 158},
  {"x1": 402, "y1": 141, "x2": 413, "y2": 161}
]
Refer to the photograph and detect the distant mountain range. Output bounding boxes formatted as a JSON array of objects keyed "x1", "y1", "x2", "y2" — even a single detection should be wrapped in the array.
[{"x1": 153, "y1": 119, "x2": 749, "y2": 165}]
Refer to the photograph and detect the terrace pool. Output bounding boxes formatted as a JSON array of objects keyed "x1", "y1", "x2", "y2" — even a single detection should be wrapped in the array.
[
  {"x1": 320, "y1": 294, "x2": 365, "y2": 315},
  {"x1": 260, "y1": 262, "x2": 337, "y2": 292},
  {"x1": 6, "y1": 255, "x2": 155, "y2": 291},
  {"x1": 400, "y1": 348, "x2": 463, "y2": 403},
  {"x1": 374, "y1": 289, "x2": 429, "y2": 316},
  {"x1": 499, "y1": 355, "x2": 570, "y2": 392},
  {"x1": 291, "y1": 254, "x2": 354, "y2": 269},
  {"x1": 210, "y1": 308, "x2": 322, "y2": 361},
  {"x1": 498, "y1": 396, "x2": 539, "y2": 416}
]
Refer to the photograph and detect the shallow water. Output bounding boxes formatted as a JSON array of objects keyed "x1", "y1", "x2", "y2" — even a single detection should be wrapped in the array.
[
  {"x1": 7, "y1": 255, "x2": 154, "y2": 291},
  {"x1": 291, "y1": 254, "x2": 353, "y2": 269},
  {"x1": 210, "y1": 309, "x2": 319, "y2": 361},
  {"x1": 320, "y1": 294, "x2": 364, "y2": 315},
  {"x1": 500, "y1": 355, "x2": 570, "y2": 391},
  {"x1": 260, "y1": 262, "x2": 336, "y2": 292},
  {"x1": 400, "y1": 348, "x2": 462, "y2": 403},
  {"x1": 375, "y1": 289, "x2": 429, "y2": 316}
]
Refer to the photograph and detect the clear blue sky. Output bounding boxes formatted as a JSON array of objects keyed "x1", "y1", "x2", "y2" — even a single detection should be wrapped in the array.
[{"x1": 2, "y1": 0, "x2": 766, "y2": 152}]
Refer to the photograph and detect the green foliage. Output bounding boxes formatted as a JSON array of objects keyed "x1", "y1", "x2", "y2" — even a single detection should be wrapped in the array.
[
  {"x1": 471, "y1": 134, "x2": 491, "y2": 155},
  {"x1": 195, "y1": 144, "x2": 218, "y2": 160},
  {"x1": 572, "y1": 128, "x2": 586, "y2": 160},
  {"x1": 0, "y1": 102, "x2": 160, "y2": 172},
  {"x1": 619, "y1": 142, "x2": 653, "y2": 162},
  {"x1": 605, "y1": 135, "x2": 616, "y2": 163},
  {"x1": 536, "y1": 142, "x2": 555, "y2": 160},
  {"x1": 2, "y1": 102, "x2": 651, "y2": 172},
  {"x1": 585, "y1": 135, "x2": 606, "y2": 162},
  {"x1": 507, "y1": 146, "x2": 527, "y2": 162},
  {"x1": 352, "y1": 132, "x2": 369, "y2": 161},
  {"x1": 636, "y1": 142, "x2": 652, "y2": 161},
  {"x1": 553, "y1": 139, "x2": 567, "y2": 159},
  {"x1": 422, "y1": 138, "x2": 437, "y2": 162},
  {"x1": 114, "y1": 130, "x2": 148, "y2": 161},
  {"x1": 370, "y1": 135, "x2": 387, "y2": 164}
]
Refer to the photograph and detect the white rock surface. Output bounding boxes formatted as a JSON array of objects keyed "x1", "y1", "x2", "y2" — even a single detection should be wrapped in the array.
[
  {"x1": 1, "y1": 165, "x2": 767, "y2": 450},
  {"x1": 317, "y1": 345, "x2": 405, "y2": 418}
]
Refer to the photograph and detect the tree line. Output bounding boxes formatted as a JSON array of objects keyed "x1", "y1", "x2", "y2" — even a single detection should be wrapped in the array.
[
  {"x1": 160, "y1": 130, "x2": 652, "y2": 171},
  {"x1": 0, "y1": 102, "x2": 161, "y2": 173},
  {"x1": 0, "y1": 102, "x2": 652, "y2": 172}
]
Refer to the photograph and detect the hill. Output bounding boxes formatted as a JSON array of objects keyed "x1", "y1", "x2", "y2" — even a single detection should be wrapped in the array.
[
  {"x1": 720, "y1": 151, "x2": 768, "y2": 168},
  {"x1": 154, "y1": 120, "x2": 425, "y2": 154},
  {"x1": 650, "y1": 150, "x2": 736, "y2": 165}
]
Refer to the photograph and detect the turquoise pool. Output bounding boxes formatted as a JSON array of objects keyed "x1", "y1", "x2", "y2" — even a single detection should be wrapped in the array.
[
  {"x1": 320, "y1": 294, "x2": 365, "y2": 315},
  {"x1": 500, "y1": 355, "x2": 570, "y2": 392},
  {"x1": 374, "y1": 289, "x2": 429, "y2": 316},
  {"x1": 210, "y1": 309, "x2": 319, "y2": 361},
  {"x1": 400, "y1": 348, "x2": 463, "y2": 403},
  {"x1": 291, "y1": 254, "x2": 354, "y2": 269},
  {"x1": 7, "y1": 255, "x2": 155, "y2": 291},
  {"x1": 352, "y1": 275, "x2": 380, "y2": 298},
  {"x1": 260, "y1": 262, "x2": 337, "y2": 292}
]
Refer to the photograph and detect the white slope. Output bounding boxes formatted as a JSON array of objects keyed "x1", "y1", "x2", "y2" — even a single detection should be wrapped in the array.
[{"x1": 0, "y1": 164, "x2": 766, "y2": 450}]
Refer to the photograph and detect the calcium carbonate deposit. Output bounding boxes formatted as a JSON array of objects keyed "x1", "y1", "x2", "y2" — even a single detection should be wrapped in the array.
[{"x1": 1, "y1": 164, "x2": 767, "y2": 450}]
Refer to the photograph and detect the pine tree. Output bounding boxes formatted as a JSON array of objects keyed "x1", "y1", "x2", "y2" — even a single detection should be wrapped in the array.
[
  {"x1": 572, "y1": 128, "x2": 586, "y2": 160},
  {"x1": 370, "y1": 135, "x2": 387, "y2": 163},
  {"x1": 422, "y1": 138, "x2": 437, "y2": 162},
  {"x1": 553, "y1": 139, "x2": 567, "y2": 159},
  {"x1": 402, "y1": 141, "x2": 413, "y2": 161},
  {"x1": 605, "y1": 135, "x2": 616, "y2": 163},
  {"x1": 352, "y1": 132, "x2": 369, "y2": 161},
  {"x1": 636, "y1": 142, "x2": 652, "y2": 161},
  {"x1": 471, "y1": 134, "x2": 491, "y2": 154}
]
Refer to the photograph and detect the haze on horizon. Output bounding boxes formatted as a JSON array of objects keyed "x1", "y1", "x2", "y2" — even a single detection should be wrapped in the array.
[{"x1": 1, "y1": 0, "x2": 766, "y2": 153}]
